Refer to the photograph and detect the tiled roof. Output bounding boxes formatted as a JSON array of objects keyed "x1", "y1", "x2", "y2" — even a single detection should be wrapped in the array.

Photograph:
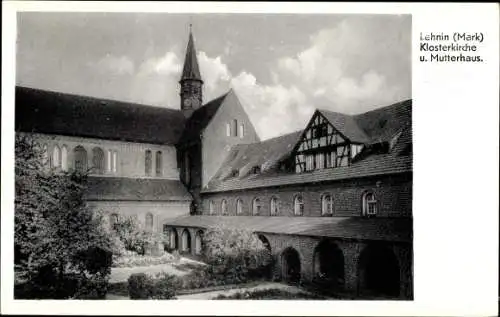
[
  {"x1": 15, "y1": 86, "x2": 186, "y2": 145},
  {"x1": 354, "y1": 99, "x2": 412, "y2": 144},
  {"x1": 204, "y1": 99, "x2": 412, "y2": 193},
  {"x1": 85, "y1": 177, "x2": 192, "y2": 201},
  {"x1": 177, "y1": 91, "x2": 229, "y2": 145},
  {"x1": 204, "y1": 154, "x2": 412, "y2": 193},
  {"x1": 165, "y1": 215, "x2": 412, "y2": 242},
  {"x1": 180, "y1": 31, "x2": 202, "y2": 82},
  {"x1": 214, "y1": 130, "x2": 303, "y2": 179},
  {"x1": 318, "y1": 109, "x2": 371, "y2": 143}
]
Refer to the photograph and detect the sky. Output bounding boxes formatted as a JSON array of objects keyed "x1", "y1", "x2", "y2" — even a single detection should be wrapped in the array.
[{"x1": 16, "y1": 13, "x2": 411, "y2": 140}]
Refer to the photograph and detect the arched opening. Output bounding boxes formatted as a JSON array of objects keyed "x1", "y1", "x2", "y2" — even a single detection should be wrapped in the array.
[
  {"x1": 313, "y1": 240, "x2": 345, "y2": 291},
  {"x1": 195, "y1": 230, "x2": 203, "y2": 255},
  {"x1": 169, "y1": 229, "x2": 179, "y2": 250},
  {"x1": 281, "y1": 247, "x2": 301, "y2": 285},
  {"x1": 294, "y1": 194, "x2": 304, "y2": 216},
  {"x1": 358, "y1": 244, "x2": 400, "y2": 298},
  {"x1": 73, "y1": 146, "x2": 87, "y2": 172},
  {"x1": 181, "y1": 229, "x2": 191, "y2": 253},
  {"x1": 257, "y1": 234, "x2": 272, "y2": 279}
]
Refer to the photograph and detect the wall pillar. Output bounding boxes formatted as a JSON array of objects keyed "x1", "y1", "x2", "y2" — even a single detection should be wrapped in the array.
[
  {"x1": 393, "y1": 243, "x2": 413, "y2": 299},
  {"x1": 339, "y1": 240, "x2": 364, "y2": 295}
]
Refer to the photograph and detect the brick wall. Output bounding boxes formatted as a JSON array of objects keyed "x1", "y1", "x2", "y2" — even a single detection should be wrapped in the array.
[
  {"x1": 201, "y1": 91, "x2": 260, "y2": 188},
  {"x1": 200, "y1": 173, "x2": 412, "y2": 218},
  {"x1": 27, "y1": 132, "x2": 180, "y2": 180},
  {"x1": 88, "y1": 200, "x2": 191, "y2": 233}
]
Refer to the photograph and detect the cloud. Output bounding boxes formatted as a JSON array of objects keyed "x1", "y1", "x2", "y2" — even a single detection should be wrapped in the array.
[
  {"x1": 197, "y1": 51, "x2": 231, "y2": 94},
  {"x1": 139, "y1": 51, "x2": 181, "y2": 76},
  {"x1": 95, "y1": 54, "x2": 135, "y2": 75},
  {"x1": 276, "y1": 17, "x2": 410, "y2": 113}
]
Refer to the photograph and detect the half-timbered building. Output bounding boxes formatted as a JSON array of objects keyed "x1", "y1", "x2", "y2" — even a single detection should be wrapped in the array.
[{"x1": 15, "y1": 29, "x2": 412, "y2": 299}]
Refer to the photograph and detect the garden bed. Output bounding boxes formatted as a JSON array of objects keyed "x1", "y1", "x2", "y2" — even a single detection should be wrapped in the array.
[{"x1": 112, "y1": 252, "x2": 177, "y2": 268}]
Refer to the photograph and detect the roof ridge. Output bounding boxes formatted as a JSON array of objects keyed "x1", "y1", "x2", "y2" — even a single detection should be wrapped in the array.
[{"x1": 15, "y1": 85, "x2": 181, "y2": 112}]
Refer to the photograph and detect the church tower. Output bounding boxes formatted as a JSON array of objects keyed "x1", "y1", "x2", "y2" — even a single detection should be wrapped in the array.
[{"x1": 179, "y1": 26, "x2": 203, "y2": 117}]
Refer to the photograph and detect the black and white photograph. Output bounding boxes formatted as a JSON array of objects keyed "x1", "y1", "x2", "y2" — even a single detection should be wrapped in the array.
[
  {"x1": 2, "y1": 2, "x2": 498, "y2": 316},
  {"x1": 12, "y1": 11, "x2": 413, "y2": 301}
]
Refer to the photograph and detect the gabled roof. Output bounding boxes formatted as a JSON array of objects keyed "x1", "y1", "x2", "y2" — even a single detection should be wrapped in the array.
[
  {"x1": 213, "y1": 130, "x2": 303, "y2": 180},
  {"x1": 317, "y1": 99, "x2": 412, "y2": 144},
  {"x1": 318, "y1": 109, "x2": 371, "y2": 143},
  {"x1": 177, "y1": 91, "x2": 230, "y2": 146},
  {"x1": 180, "y1": 31, "x2": 202, "y2": 82},
  {"x1": 204, "y1": 99, "x2": 412, "y2": 193},
  {"x1": 354, "y1": 99, "x2": 412, "y2": 144},
  {"x1": 166, "y1": 215, "x2": 412, "y2": 242},
  {"x1": 85, "y1": 177, "x2": 192, "y2": 201},
  {"x1": 15, "y1": 86, "x2": 186, "y2": 145}
]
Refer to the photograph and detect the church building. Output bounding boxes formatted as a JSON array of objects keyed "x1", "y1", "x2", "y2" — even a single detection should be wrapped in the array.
[{"x1": 15, "y1": 29, "x2": 413, "y2": 300}]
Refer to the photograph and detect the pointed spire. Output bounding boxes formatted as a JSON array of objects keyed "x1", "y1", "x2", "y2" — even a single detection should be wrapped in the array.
[{"x1": 180, "y1": 26, "x2": 203, "y2": 83}]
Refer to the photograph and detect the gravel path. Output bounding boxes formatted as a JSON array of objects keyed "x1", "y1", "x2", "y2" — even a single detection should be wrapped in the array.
[{"x1": 176, "y1": 282, "x2": 306, "y2": 300}]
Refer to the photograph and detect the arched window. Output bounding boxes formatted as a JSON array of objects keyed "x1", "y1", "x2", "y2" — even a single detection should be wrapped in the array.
[
  {"x1": 294, "y1": 195, "x2": 304, "y2": 216},
  {"x1": 107, "y1": 150, "x2": 112, "y2": 172},
  {"x1": 226, "y1": 123, "x2": 231, "y2": 137},
  {"x1": 252, "y1": 198, "x2": 261, "y2": 216},
  {"x1": 113, "y1": 151, "x2": 118, "y2": 173},
  {"x1": 209, "y1": 200, "x2": 215, "y2": 215},
  {"x1": 236, "y1": 199, "x2": 243, "y2": 215},
  {"x1": 145, "y1": 213, "x2": 154, "y2": 230},
  {"x1": 321, "y1": 194, "x2": 333, "y2": 216},
  {"x1": 270, "y1": 197, "x2": 279, "y2": 216},
  {"x1": 362, "y1": 192, "x2": 378, "y2": 216},
  {"x1": 232, "y1": 119, "x2": 238, "y2": 137},
  {"x1": 92, "y1": 147, "x2": 105, "y2": 174},
  {"x1": 61, "y1": 145, "x2": 68, "y2": 171},
  {"x1": 155, "y1": 151, "x2": 163, "y2": 176},
  {"x1": 52, "y1": 145, "x2": 61, "y2": 168},
  {"x1": 239, "y1": 123, "x2": 245, "y2": 138},
  {"x1": 73, "y1": 146, "x2": 87, "y2": 172},
  {"x1": 145, "y1": 150, "x2": 152, "y2": 176},
  {"x1": 42, "y1": 144, "x2": 49, "y2": 167},
  {"x1": 221, "y1": 199, "x2": 228, "y2": 215}
]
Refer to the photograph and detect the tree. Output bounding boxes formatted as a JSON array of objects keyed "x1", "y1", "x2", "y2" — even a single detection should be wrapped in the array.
[
  {"x1": 109, "y1": 214, "x2": 164, "y2": 255},
  {"x1": 14, "y1": 134, "x2": 117, "y2": 298}
]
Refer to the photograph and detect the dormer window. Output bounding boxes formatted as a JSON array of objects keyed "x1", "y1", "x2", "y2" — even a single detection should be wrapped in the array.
[
  {"x1": 230, "y1": 169, "x2": 239, "y2": 178},
  {"x1": 251, "y1": 166, "x2": 261, "y2": 174},
  {"x1": 362, "y1": 191, "x2": 377, "y2": 217}
]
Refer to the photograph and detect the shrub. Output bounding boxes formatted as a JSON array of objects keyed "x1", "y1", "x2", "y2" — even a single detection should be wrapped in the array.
[
  {"x1": 150, "y1": 273, "x2": 177, "y2": 299},
  {"x1": 128, "y1": 272, "x2": 178, "y2": 299},
  {"x1": 202, "y1": 225, "x2": 272, "y2": 282},
  {"x1": 128, "y1": 273, "x2": 153, "y2": 299}
]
